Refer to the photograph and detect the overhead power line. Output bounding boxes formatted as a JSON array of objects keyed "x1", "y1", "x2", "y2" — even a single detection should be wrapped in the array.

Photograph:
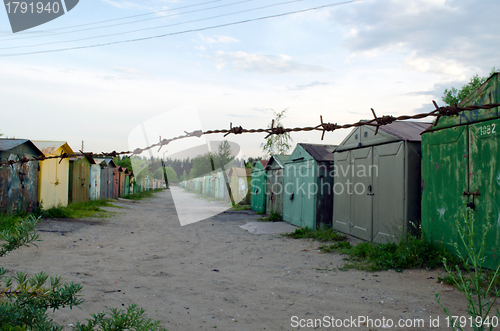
[
  {"x1": 1, "y1": 0, "x2": 230, "y2": 37},
  {"x1": 0, "y1": 0, "x2": 361, "y2": 56},
  {"x1": 0, "y1": 0, "x2": 256, "y2": 42},
  {"x1": 0, "y1": 0, "x2": 308, "y2": 50}
]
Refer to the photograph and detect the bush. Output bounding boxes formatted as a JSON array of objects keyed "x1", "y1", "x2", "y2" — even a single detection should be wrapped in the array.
[
  {"x1": 320, "y1": 235, "x2": 460, "y2": 272},
  {"x1": 0, "y1": 215, "x2": 167, "y2": 330},
  {"x1": 286, "y1": 226, "x2": 347, "y2": 242},
  {"x1": 436, "y1": 207, "x2": 500, "y2": 331}
]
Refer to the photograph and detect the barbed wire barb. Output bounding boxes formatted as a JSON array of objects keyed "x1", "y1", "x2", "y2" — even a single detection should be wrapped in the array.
[{"x1": 1, "y1": 101, "x2": 500, "y2": 166}]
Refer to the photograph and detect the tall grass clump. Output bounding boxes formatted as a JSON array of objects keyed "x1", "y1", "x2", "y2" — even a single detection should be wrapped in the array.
[
  {"x1": 286, "y1": 226, "x2": 347, "y2": 242},
  {"x1": 0, "y1": 216, "x2": 168, "y2": 330},
  {"x1": 321, "y1": 235, "x2": 460, "y2": 272},
  {"x1": 436, "y1": 207, "x2": 500, "y2": 331},
  {"x1": 122, "y1": 188, "x2": 164, "y2": 201}
]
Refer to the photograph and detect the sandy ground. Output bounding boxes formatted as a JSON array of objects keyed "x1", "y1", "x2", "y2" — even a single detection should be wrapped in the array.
[{"x1": 2, "y1": 187, "x2": 477, "y2": 330}]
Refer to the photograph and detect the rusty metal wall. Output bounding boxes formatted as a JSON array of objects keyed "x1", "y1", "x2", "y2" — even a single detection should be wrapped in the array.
[
  {"x1": 266, "y1": 168, "x2": 284, "y2": 216},
  {"x1": 0, "y1": 145, "x2": 39, "y2": 213},
  {"x1": 112, "y1": 166, "x2": 119, "y2": 198},
  {"x1": 100, "y1": 164, "x2": 113, "y2": 199},
  {"x1": 422, "y1": 117, "x2": 500, "y2": 269},
  {"x1": 119, "y1": 168, "x2": 126, "y2": 197},
  {"x1": 89, "y1": 164, "x2": 101, "y2": 200},
  {"x1": 68, "y1": 158, "x2": 90, "y2": 203}
]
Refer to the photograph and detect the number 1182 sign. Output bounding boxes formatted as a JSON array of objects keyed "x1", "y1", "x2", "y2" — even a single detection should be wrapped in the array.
[{"x1": 3, "y1": 0, "x2": 79, "y2": 33}]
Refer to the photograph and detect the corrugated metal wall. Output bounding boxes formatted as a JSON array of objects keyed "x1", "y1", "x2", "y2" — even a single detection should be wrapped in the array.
[
  {"x1": 68, "y1": 158, "x2": 90, "y2": 203},
  {"x1": 0, "y1": 144, "x2": 40, "y2": 213}
]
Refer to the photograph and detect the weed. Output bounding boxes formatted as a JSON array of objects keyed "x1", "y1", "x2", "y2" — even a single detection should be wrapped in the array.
[
  {"x1": 122, "y1": 188, "x2": 164, "y2": 200},
  {"x1": 230, "y1": 204, "x2": 251, "y2": 211},
  {"x1": 320, "y1": 241, "x2": 352, "y2": 253},
  {"x1": 437, "y1": 274, "x2": 456, "y2": 286},
  {"x1": 0, "y1": 214, "x2": 25, "y2": 232},
  {"x1": 321, "y1": 235, "x2": 459, "y2": 272},
  {"x1": 0, "y1": 216, "x2": 167, "y2": 330},
  {"x1": 286, "y1": 226, "x2": 347, "y2": 242},
  {"x1": 269, "y1": 210, "x2": 282, "y2": 221},
  {"x1": 436, "y1": 207, "x2": 500, "y2": 331}
]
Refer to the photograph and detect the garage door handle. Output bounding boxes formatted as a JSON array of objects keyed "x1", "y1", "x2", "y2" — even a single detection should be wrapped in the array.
[
  {"x1": 367, "y1": 193, "x2": 374, "y2": 196},
  {"x1": 463, "y1": 190, "x2": 481, "y2": 196}
]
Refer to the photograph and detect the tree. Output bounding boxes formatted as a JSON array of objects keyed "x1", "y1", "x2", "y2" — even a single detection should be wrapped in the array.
[
  {"x1": 0, "y1": 216, "x2": 166, "y2": 330},
  {"x1": 442, "y1": 67, "x2": 499, "y2": 106},
  {"x1": 213, "y1": 140, "x2": 233, "y2": 169},
  {"x1": 260, "y1": 108, "x2": 293, "y2": 158},
  {"x1": 164, "y1": 166, "x2": 179, "y2": 183},
  {"x1": 180, "y1": 170, "x2": 188, "y2": 182}
]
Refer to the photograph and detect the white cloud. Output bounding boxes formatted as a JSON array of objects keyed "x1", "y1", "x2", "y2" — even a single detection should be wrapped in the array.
[
  {"x1": 214, "y1": 51, "x2": 328, "y2": 74},
  {"x1": 101, "y1": 0, "x2": 144, "y2": 10},
  {"x1": 287, "y1": 81, "x2": 331, "y2": 91},
  {"x1": 114, "y1": 67, "x2": 147, "y2": 75},
  {"x1": 199, "y1": 35, "x2": 239, "y2": 45},
  {"x1": 332, "y1": 0, "x2": 500, "y2": 76}
]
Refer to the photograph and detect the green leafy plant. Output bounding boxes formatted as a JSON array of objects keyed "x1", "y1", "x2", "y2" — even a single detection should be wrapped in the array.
[
  {"x1": 268, "y1": 211, "x2": 282, "y2": 221},
  {"x1": 229, "y1": 204, "x2": 251, "y2": 211},
  {"x1": 0, "y1": 215, "x2": 167, "y2": 330},
  {"x1": 286, "y1": 226, "x2": 347, "y2": 242},
  {"x1": 122, "y1": 188, "x2": 164, "y2": 200},
  {"x1": 442, "y1": 67, "x2": 499, "y2": 106},
  {"x1": 320, "y1": 234, "x2": 459, "y2": 272},
  {"x1": 260, "y1": 108, "x2": 293, "y2": 158},
  {"x1": 73, "y1": 304, "x2": 165, "y2": 330},
  {"x1": 436, "y1": 207, "x2": 500, "y2": 331}
]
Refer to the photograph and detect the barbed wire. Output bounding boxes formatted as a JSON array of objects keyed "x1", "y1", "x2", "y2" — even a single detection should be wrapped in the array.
[{"x1": 1, "y1": 101, "x2": 499, "y2": 167}]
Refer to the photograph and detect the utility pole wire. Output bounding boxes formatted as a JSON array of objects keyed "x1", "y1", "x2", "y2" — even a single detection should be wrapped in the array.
[
  {"x1": 0, "y1": 0, "x2": 361, "y2": 57},
  {"x1": 0, "y1": 0, "x2": 310, "y2": 51},
  {"x1": 0, "y1": 0, "x2": 257, "y2": 44},
  {"x1": 0, "y1": 0, "x2": 231, "y2": 40}
]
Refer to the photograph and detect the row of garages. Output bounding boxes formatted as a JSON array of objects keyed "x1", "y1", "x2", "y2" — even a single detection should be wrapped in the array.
[
  {"x1": 180, "y1": 167, "x2": 252, "y2": 205},
  {"x1": 248, "y1": 73, "x2": 500, "y2": 268},
  {"x1": 0, "y1": 140, "x2": 160, "y2": 214}
]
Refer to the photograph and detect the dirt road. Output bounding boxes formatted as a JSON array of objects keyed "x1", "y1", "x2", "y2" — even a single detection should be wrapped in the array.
[{"x1": 2, "y1": 188, "x2": 470, "y2": 330}]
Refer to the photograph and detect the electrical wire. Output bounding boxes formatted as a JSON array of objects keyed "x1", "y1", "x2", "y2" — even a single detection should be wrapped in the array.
[
  {"x1": 0, "y1": 0, "x2": 361, "y2": 57},
  {"x1": 1, "y1": 0, "x2": 228, "y2": 36},
  {"x1": 0, "y1": 0, "x2": 308, "y2": 50},
  {"x1": 0, "y1": 0, "x2": 256, "y2": 42}
]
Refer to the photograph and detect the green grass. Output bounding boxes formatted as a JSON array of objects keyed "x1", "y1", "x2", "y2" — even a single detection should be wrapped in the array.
[
  {"x1": 34, "y1": 199, "x2": 118, "y2": 219},
  {"x1": 0, "y1": 214, "x2": 25, "y2": 232},
  {"x1": 268, "y1": 210, "x2": 282, "y2": 221},
  {"x1": 0, "y1": 199, "x2": 122, "y2": 230},
  {"x1": 320, "y1": 235, "x2": 462, "y2": 272},
  {"x1": 122, "y1": 188, "x2": 164, "y2": 200},
  {"x1": 286, "y1": 226, "x2": 347, "y2": 242},
  {"x1": 229, "y1": 204, "x2": 251, "y2": 211}
]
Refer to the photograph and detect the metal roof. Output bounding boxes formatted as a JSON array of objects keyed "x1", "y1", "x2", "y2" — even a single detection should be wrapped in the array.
[
  {"x1": 0, "y1": 139, "x2": 43, "y2": 155},
  {"x1": 228, "y1": 167, "x2": 251, "y2": 177},
  {"x1": 95, "y1": 158, "x2": 117, "y2": 168},
  {"x1": 265, "y1": 155, "x2": 290, "y2": 170},
  {"x1": 32, "y1": 141, "x2": 74, "y2": 156},
  {"x1": 299, "y1": 143, "x2": 337, "y2": 162},
  {"x1": 69, "y1": 155, "x2": 96, "y2": 165},
  {"x1": 378, "y1": 121, "x2": 431, "y2": 141}
]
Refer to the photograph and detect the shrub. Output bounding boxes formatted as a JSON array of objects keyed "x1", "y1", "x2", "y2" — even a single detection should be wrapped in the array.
[
  {"x1": 0, "y1": 215, "x2": 167, "y2": 330},
  {"x1": 436, "y1": 207, "x2": 500, "y2": 331}
]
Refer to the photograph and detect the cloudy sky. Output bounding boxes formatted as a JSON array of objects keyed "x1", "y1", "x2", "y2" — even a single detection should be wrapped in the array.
[{"x1": 0, "y1": 0, "x2": 498, "y2": 158}]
